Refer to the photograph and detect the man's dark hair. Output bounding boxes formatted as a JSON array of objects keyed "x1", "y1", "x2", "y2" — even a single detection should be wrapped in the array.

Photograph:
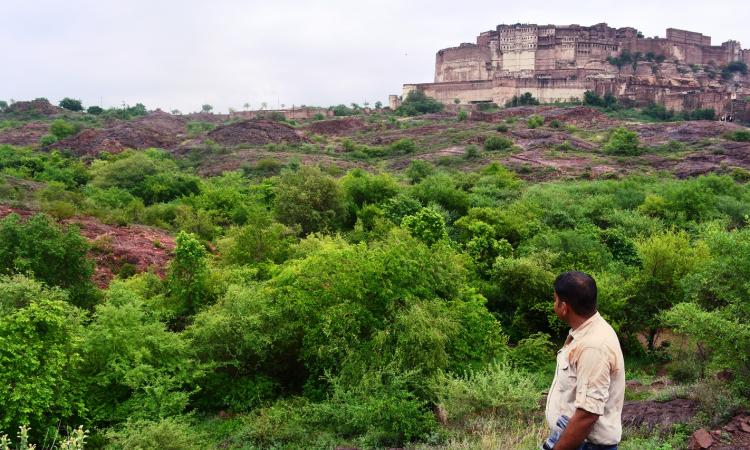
[{"x1": 554, "y1": 271, "x2": 597, "y2": 317}]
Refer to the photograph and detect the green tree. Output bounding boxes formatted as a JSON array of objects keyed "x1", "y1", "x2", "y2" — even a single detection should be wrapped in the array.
[
  {"x1": 275, "y1": 166, "x2": 347, "y2": 234},
  {"x1": 630, "y1": 231, "x2": 707, "y2": 350},
  {"x1": 505, "y1": 92, "x2": 539, "y2": 107},
  {"x1": 59, "y1": 97, "x2": 83, "y2": 111},
  {"x1": 0, "y1": 275, "x2": 84, "y2": 435},
  {"x1": 166, "y1": 231, "x2": 213, "y2": 318},
  {"x1": 603, "y1": 127, "x2": 640, "y2": 155},
  {"x1": 86, "y1": 105, "x2": 104, "y2": 115},
  {"x1": 395, "y1": 90, "x2": 444, "y2": 116},
  {"x1": 401, "y1": 207, "x2": 449, "y2": 246},
  {"x1": 0, "y1": 214, "x2": 97, "y2": 308},
  {"x1": 50, "y1": 119, "x2": 81, "y2": 139},
  {"x1": 201, "y1": 104, "x2": 213, "y2": 113},
  {"x1": 80, "y1": 283, "x2": 202, "y2": 424},
  {"x1": 405, "y1": 160, "x2": 434, "y2": 184}
]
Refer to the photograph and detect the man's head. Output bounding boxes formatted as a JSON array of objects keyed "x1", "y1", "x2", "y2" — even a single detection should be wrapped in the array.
[{"x1": 553, "y1": 271, "x2": 597, "y2": 324}]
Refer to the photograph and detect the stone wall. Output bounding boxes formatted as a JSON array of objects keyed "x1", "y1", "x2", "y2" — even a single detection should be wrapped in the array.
[
  {"x1": 433, "y1": 23, "x2": 746, "y2": 81},
  {"x1": 400, "y1": 22, "x2": 748, "y2": 113}
]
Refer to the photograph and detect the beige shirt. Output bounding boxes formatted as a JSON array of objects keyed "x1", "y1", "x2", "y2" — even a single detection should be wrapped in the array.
[{"x1": 545, "y1": 312, "x2": 625, "y2": 445}]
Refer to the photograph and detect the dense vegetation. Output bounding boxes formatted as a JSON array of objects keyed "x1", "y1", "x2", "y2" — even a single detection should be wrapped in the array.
[{"x1": 0, "y1": 97, "x2": 749, "y2": 448}]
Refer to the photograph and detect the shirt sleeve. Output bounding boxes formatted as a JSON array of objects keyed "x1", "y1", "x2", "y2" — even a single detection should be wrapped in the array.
[{"x1": 573, "y1": 347, "x2": 611, "y2": 415}]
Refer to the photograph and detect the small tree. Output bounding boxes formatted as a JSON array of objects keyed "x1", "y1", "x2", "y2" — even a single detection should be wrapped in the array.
[
  {"x1": 374, "y1": 101, "x2": 383, "y2": 109},
  {"x1": 86, "y1": 105, "x2": 104, "y2": 115},
  {"x1": 59, "y1": 97, "x2": 84, "y2": 111},
  {"x1": 505, "y1": 92, "x2": 539, "y2": 107},
  {"x1": 603, "y1": 127, "x2": 640, "y2": 155},
  {"x1": 401, "y1": 207, "x2": 449, "y2": 246},
  {"x1": 167, "y1": 231, "x2": 212, "y2": 318},
  {"x1": 275, "y1": 166, "x2": 348, "y2": 234},
  {"x1": 201, "y1": 104, "x2": 213, "y2": 113},
  {"x1": 0, "y1": 100, "x2": 8, "y2": 111},
  {"x1": 50, "y1": 119, "x2": 81, "y2": 139},
  {"x1": 243, "y1": 102, "x2": 251, "y2": 111},
  {"x1": 396, "y1": 91, "x2": 444, "y2": 116}
]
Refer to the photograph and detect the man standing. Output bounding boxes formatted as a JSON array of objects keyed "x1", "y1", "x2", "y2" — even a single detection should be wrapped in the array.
[{"x1": 543, "y1": 272, "x2": 625, "y2": 450}]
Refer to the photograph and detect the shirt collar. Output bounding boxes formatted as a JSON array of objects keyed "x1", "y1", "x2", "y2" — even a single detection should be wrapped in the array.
[{"x1": 569, "y1": 311, "x2": 601, "y2": 340}]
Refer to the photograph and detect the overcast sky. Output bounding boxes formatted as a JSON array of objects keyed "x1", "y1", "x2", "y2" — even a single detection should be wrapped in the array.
[{"x1": 2, "y1": 0, "x2": 748, "y2": 113}]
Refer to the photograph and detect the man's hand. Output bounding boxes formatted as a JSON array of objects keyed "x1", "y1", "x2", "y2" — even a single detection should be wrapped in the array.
[{"x1": 552, "y1": 408, "x2": 599, "y2": 450}]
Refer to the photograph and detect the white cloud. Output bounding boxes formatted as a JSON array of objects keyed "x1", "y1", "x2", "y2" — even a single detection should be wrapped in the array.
[{"x1": 1, "y1": 0, "x2": 747, "y2": 112}]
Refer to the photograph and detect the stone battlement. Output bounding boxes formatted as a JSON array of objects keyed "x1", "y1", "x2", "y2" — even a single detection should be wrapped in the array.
[
  {"x1": 435, "y1": 23, "x2": 747, "y2": 83},
  {"x1": 397, "y1": 22, "x2": 750, "y2": 114}
]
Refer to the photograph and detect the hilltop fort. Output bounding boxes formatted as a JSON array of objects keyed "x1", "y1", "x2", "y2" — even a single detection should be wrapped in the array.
[{"x1": 395, "y1": 23, "x2": 750, "y2": 114}]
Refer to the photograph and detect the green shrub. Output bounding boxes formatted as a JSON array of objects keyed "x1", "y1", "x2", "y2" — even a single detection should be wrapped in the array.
[
  {"x1": 434, "y1": 362, "x2": 541, "y2": 422},
  {"x1": 275, "y1": 166, "x2": 347, "y2": 234},
  {"x1": 527, "y1": 115, "x2": 544, "y2": 129},
  {"x1": 457, "y1": 110, "x2": 468, "y2": 121},
  {"x1": 549, "y1": 119, "x2": 562, "y2": 128},
  {"x1": 306, "y1": 370, "x2": 438, "y2": 447},
  {"x1": 0, "y1": 213, "x2": 97, "y2": 308},
  {"x1": 185, "y1": 121, "x2": 215, "y2": 137},
  {"x1": 682, "y1": 108, "x2": 716, "y2": 121},
  {"x1": 59, "y1": 97, "x2": 83, "y2": 111},
  {"x1": 603, "y1": 127, "x2": 640, "y2": 155},
  {"x1": 40, "y1": 133, "x2": 58, "y2": 146},
  {"x1": 496, "y1": 124, "x2": 509, "y2": 132},
  {"x1": 86, "y1": 105, "x2": 104, "y2": 115},
  {"x1": 642, "y1": 103, "x2": 675, "y2": 121},
  {"x1": 166, "y1": 232, "x2": 214, "y2": 318},
  {"x1": 105, "y1": 416, "x2": 210, "y2": 450},
  {"x1": 0, "y1": 276, "x2": 85, "y2": 436},
  {"x1": 401, "y1": 207, "x2": 449, "y2": 246},
  {"x1": 505, "y1": 92, "x2": 539, "y2": 107},
  {"x1": 50, "y1": 119, "x2": 81, "y2": 139},
  {"x1": 388, "y1": 138, "x2": 417, "y2": 154},
  {"x1": 464, "y1": 144, "x2": 480, "y2": 159},
  {"x1": 406, "y1": 160, "x2": 434, "y2": 183},
  {"x1": 508, "y1": 332, "x2": 555, "y2": 370},
  {"x1": 728, "y1": 130, "x2": 750, "y2": 142},
  {"x1": 396, "y1": 91, "x2": 444, "y2": 116},
  {"x1": 484, "y1": 135, "x2": 513, "y2": 151},
  {"x1": 81, "y1": 282, "x2": 203, "y2": 423}
]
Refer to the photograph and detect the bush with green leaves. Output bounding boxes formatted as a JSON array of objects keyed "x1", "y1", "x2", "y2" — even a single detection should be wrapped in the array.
[
  {"x1": 0, "y1": 213, "x2": 97, "y2": 308},
  {"x1": 166, "y1": 231, "x2": 214, "y2": 318},
  {"x1": 505, "y1": 92, "x2": 539, "y2": 107},
  {"x1": 80, "y1": 282, "x2": 203, "y2": 424},
  {"x1": 91, "y1": 150, "x2": 200, "y2": 205},
  {"x1": 218, "y1": 214, "x2": 297, "y2": 267},
  {"x1": 405, "y1": 159, "x2": 434, "y2": 184},
  {"x1": 396, "y1": 90, "x2": 444, "y2": 116},
  {"x1": 274, "y1": 165, "x2": 348, "y2": 234},
  {"x1": 0, "y1": 275, "x2": 85, "y2": 436},
  {"x1": 484, "y1": 135, "x2": 513, "y2": 151},
  {"x1": 433, "y1": 362, "x2": 540, "y2": 422},
  {"x1": 527, "y1": 115, "x2": 544, "y2": 129},
  {"x1": 59, "y1": 97, "x2": 83, "y2": 111},
  {"x1": 411, "y1": 173, "x2": 469, "y2": 218},
  {"x1": 401, "y1": 207, "x2": 449, "y2": 246},
  {"x1": 0, "y1": 146, "x2": 90, "y2": 188},
  {"x1": 105, "y1": 416, "x2": 209, "y2": 450},
  {"x1": 188, "y1": 231, "x2": 506, "y2": 440},
  {"x1": 603, "y1": 127, "x2": 640, "y2": 155},
  {"x1": 728, "y1": 129, "x2": 750, "y2": 142},
  {"x1": 388, "y1": 138, "x2": 417, "y2": 154},
  {"x1": 50, "y1": 119, "x2": 82, "y2": 139}
]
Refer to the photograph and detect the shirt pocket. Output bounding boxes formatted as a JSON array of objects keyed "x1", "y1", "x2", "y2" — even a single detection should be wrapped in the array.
[{"x1": 557, "y1": 359, "x2": 576, "y2": 393}]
